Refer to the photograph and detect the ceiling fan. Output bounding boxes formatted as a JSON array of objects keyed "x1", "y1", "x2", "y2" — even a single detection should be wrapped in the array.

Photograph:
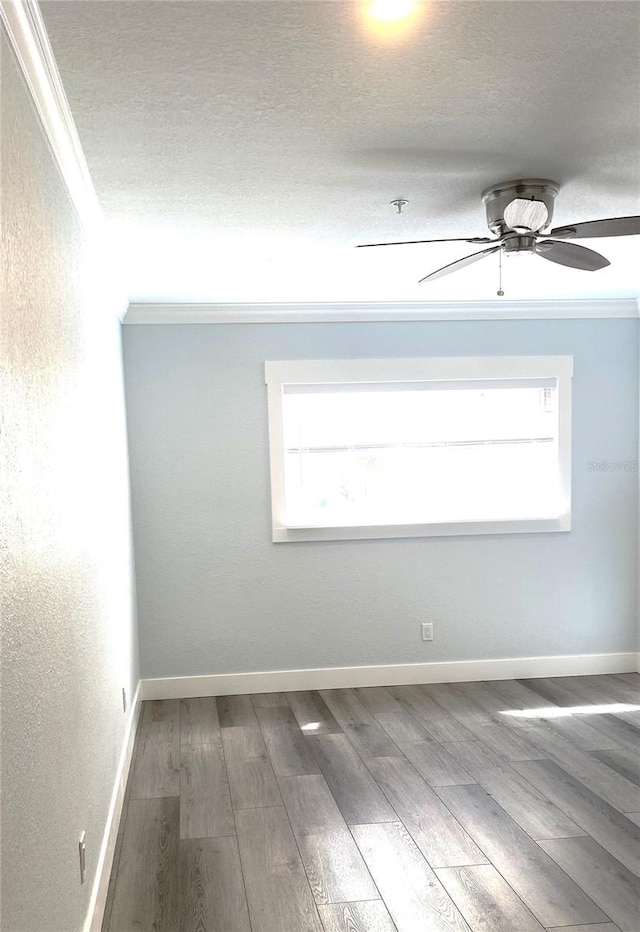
[{"x1": 357, "y1": 179, "x2": 640, "y2": 282}]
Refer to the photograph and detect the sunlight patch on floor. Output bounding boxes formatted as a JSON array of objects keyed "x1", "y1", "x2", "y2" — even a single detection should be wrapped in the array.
[{"x1": 499, "y1": 703, "x2": 640, "y2": 719}]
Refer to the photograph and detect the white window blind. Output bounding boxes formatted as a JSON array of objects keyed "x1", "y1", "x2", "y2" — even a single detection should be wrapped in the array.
[{"x1": 266, "y1": 357, "x2": 572, "y2": 542}]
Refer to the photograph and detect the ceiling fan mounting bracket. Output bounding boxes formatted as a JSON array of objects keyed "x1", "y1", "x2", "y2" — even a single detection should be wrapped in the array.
[
  {"x1": 481, "y1": 179, "x2": 560, "y2": 236},
  {"x1": 502, "y1": 233, "x2": 537, "y2": 255}
]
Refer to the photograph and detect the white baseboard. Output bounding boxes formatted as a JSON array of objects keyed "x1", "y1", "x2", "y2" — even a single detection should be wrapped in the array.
[
  {"x1": 141, "y1": 652, "x2": 638, "y2": 700},
  {"x1": 84, "y1": 681, "x2": 142, "y2": 932}
]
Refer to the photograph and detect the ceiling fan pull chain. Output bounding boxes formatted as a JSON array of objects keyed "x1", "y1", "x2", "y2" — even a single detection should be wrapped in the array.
[{"x1": 497, "y1": 246, "x2": 505, "y2": 296}]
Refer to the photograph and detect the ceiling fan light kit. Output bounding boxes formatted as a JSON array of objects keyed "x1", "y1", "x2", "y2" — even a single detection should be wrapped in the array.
[
  {"x1": 358, "y1": 178, "x2": 640, "y2": 284},
  {"x1": 481, "y1": 179, "x2": 558, "y2": 235}
]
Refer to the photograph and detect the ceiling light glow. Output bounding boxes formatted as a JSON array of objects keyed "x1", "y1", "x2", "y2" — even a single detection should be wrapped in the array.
[
  {"x1": 365, "y1": 0, "x2": 419, "y2": 23},
  {"x1": 361, "y1": 0, "x2": 422, "y2": 42}
]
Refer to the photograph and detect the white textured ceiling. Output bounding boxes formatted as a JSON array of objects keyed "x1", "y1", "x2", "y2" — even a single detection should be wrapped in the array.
[{"x1": 42, "y1": 0, "x2": 640, "y2": 304}]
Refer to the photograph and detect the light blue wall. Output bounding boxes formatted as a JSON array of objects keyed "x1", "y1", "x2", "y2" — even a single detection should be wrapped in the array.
[{"x1": 123, "y1": 317, "x2": 638, "y2": 678}]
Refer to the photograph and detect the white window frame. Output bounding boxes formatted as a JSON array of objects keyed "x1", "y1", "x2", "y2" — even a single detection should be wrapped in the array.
[{"x1": 265, "y1": 356, "x2": 573, "y2": 543}]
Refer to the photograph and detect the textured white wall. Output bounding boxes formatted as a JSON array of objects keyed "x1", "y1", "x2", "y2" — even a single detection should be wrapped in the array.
[
  {"x1": 0, "y1": 33, "x2": 139, "y2": 932},
  {"x1": 123, "y1": 316, "x2": 638, "y2": 680}
]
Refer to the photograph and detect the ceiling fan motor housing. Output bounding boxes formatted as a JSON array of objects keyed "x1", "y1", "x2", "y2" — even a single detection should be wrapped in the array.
[{"x1": 481, "y1": 179, "x2": 559, "y2": 238}]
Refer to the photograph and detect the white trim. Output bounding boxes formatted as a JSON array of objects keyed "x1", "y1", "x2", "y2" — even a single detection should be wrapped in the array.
[
  {"x1": 141, "y1": 653, "x2": 638, "y2": 699},
  {"x1": 0, "y1": 1, "x2": 129, "y2": 320},
  {"x1": 123, "y1": 299, "x2": 640, "y2": 325},
  {"x1": 272, "y1": 517, "x2": 570, "y2": 543},
  {"x1": 84, "y1": 681, "x2": 142, "y2": 932},
  {"x1": 0, "y1": 0, "x2": 101, "y2": 229},
  {"x1": 265, "y1": 355, "x2": 574, "y2": 383},
  {"x1": 266, "y1": 355, "x2": 573, "y2": 542}
]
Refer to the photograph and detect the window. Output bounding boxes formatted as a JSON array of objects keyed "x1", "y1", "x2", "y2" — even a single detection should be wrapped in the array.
[{"x1": 265, "y1": 356, "x2": 572, "y2": 542}]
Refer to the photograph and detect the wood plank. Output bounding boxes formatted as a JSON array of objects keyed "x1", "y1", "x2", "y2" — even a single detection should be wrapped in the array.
[
  {"x1": 307, "y1": 733, "x2": 396, "y2": 824},
  {"x1": 519, "y1": 722, "x2": 640, "y2": 812},
  {"x1": 143, "y1": 699, "x2": 180, "y2": 723},
  {"x1": 351, "y1": 821, "x2": 472, "y2": 932},
  {"x1": 544, "y1": 716, "x2": 623, "y2": 752},
  {"x1": 489, "y1": 681, "x2": 623, "y2": 749},
  {"x1": 277, "y1": 773, "x2": 352, "y2": 834},
  {"x1": 585, "y1": 715, "x2": 640, "y2": 755},
  {"x1": 517, "y1": 677, "x2": 599, "y2": 708},
  {"x1": 454, "y1": 681, "x2": 542, "y2": 728},
  {"x1": 216, "y1": 695, "x2": 256, "y2": 727},
  {"x1": 286, "y1": 691, "x2": 342, "y2": 735},
  {"x1": 434, "y1": 864, "x2": 546, "y2": 932},
  {"x1": 550, "y1": 676, "x2": 639, "y2": 721},
  {"x1": 591, "y1": 748, "x2": 640, "y2": 787},
  {"x1": 512, "y1": 759, "x2": 640, "y2": 876},
  {"x1": 131, "y1": 722, "x2": 180, "y2": 799},
  {"x1": 235, "y1": 806, "x2": 324, "y2": 932},
  {"x1": 109, "y1": 797, "x2": 180, "y2": 932},
  {"x1": 471, "y1": 722, "x2": 547, "y2": 761},
  {"x1": 539, "y1": 836, "x2": 640, "y2": 932},
  {"x1": 624, "y1": 812, "x2": 640, "y2": 827},
  {"x1": 544, "y1": 676, "x2": 619, "y2": 703},
  {"x1": 374, "y1": 710, "x2": 432, "y2": 743},
  {"x1": 615, "y1": 673, "x2": 640, "y2": 687},
  {"x1": 319, "y1": 689, "x2": 403, "y2": 758},
  {"x1": 423, "y1": 683, "x2": 495, "y2": 728},
  {"x1": 318, "y1": 901, "x2": 397, "y2": 932},
  {"x1": 488, "y1": 678, "x2": 563, "y2": 712},
  {"x1": 180, "y1": 743, "x2": 235, "y2": 839},
  {"x1": 386, "y1": 684, "x2": 475, "y2": 742},
  {"x1": 547, "y1": 926, "x2": 622, "y2": 932},
  {"x1": 367, "y1": 756, "x2": 488, "y2": 868},
  {"x1": 552, "y1": 677, "x2": 640, "y2": 730},
  {"x1": 590, "y1": 674, "x2": 639, "y2": 705},
  {"x1": 435, "y1": 784, "x2": 608, "y2": 927},
  {"x1": 179, "y1": 836, "x2": 251, "y2": 932},
  {"x1": 400, "y1": 739, "x2": 476, "y2": 787},
  {"x1": 443, "y1": 682, "x2": 551, "y2": 757},
  {"x1": 255, "y1": 705, "x2": 320, "y2": 777},
  {"x1": 353, "y1": 686, "x2": 405, "y2": 713},
  {"x1": 251, "y1": 692, "x2": 289, "y2": 707},
  {"x1": 549, "y1": 922, "x2": 620, "y2": 932},
  {"x1": 278, "y1": 774, "x2": 378, "y2": 904},
  {"x1": 520, "y1": 678, "x2": 640, "y2": 752},
  {"x1": 180, "y1": 698, "x2": 221, "y2": 747},
  {"x1": 444, "y1": 740, "x2": 585, "y2": 839},
  {"x1": 220, "y1": 725, "x2": 281, "y2": 809}
]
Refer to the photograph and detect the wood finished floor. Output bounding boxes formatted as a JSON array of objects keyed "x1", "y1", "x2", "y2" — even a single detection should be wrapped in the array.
[{"x1": 103, "y1": 674, "x2": 640, "y2": 932}]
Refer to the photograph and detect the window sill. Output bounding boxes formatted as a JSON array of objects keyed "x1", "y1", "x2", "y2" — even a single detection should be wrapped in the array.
[{"x1": 272, "y1": 514, "x2": 571, "y2": 542}]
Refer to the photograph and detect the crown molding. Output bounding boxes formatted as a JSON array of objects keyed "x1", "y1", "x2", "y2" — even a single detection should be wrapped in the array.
[
  {"x1": 123, "y1": 298, "x2": 640, "y2": 325},
  {"x1": 1, "y1": 1, "x2": 129, "y2": 319},
  {"x1": 1, "y1": 0, "x2": 102, "y2": 229}
]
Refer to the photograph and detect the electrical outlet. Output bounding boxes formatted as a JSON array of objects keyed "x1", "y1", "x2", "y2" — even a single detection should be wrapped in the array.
[
  {"x1": 78, "y1": 832, "x2": 86, "y2": 884},
  {"x1": 421, "y1": 622, "x2": 434, "y2": 641},
  {"x1": 122, "y1": 688, "x2": 127, "y2": 713}
]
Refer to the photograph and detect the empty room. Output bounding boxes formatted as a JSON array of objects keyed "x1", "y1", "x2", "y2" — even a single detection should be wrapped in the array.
[{"x1": 2, "y1": 1, "x2": 640, "y2": 931}]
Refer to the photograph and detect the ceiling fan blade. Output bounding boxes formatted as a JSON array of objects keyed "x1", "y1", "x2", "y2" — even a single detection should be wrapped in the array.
[
  {"x1": 419, "y1": 245, "x2": 501, "y2": 283},
  {"x1": 536, "y1": 240, "x2": 610, "y2": 271},
  {"x1": 357, "y1": 236, "x2": 494, "y2": 248},
  {"x1": 549, "y1": 216, "x2": 640, "y2": 239}
]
